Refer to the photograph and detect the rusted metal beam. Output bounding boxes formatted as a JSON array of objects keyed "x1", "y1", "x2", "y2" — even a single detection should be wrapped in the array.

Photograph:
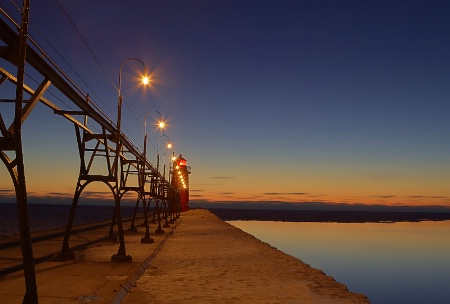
[
  {"x1": 0, "y1": 113, "x2": 8, "y2": 136},
  {"x1": 0, "y1": 98, "x2": 23, "y2": 102},
  {"x1": 83, "y1": 133, "x2": 115, "y2": 142},
  {"x1": 0, "y1": 74, "x2": 8, "y2": 84},
  {"x1": 8, "y1": 78, "x2": 51, "y2": 134},
  {"x1": 53, "y1": 110, "x2": 86, "y2": 115},
  {"x1": 0, "y1": 137, "x2": 15, "y2": 150},
  {"x1": 80, "y1": 174, "x2": 115, "y2": 183}
]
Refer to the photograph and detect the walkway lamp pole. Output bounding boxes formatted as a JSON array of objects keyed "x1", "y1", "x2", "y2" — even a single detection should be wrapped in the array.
[
  {"x1": 157, "y1": 135, "x2": 172, "y2": 183},
  {"x1": 141, "y1": 110, "x2": 164, "y2": 241},
  {"x1": 156, "y1": 134, "x2": 172, "y2": 229},
  {"x1": 162, "y1": 142, "x2": 173, "y2": 226},
  {"x1": 143, "y1": 110, "x2": 164, "y2": 171},
  {"x1": 163, "y1": 142, "x2": 173, "y2": 182},
  {"x1": 112, "y1": 58, "x2": 148, "y2": 262},
  {"x1": 154, "y1": 134, "x2": 171, "y2": 233},
  {"x1": 117, "y1": 58, "x2": 148, "y2": 149}
]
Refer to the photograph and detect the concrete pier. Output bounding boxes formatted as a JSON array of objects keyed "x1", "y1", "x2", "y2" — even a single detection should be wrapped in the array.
[{"x1": 0, "y1": 209, "x2": 369, "y2": 303}]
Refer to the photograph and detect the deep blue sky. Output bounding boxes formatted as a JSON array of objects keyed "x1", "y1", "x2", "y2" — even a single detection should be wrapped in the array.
[{"x1": 1, "y1": 0, "x2": 449, "y2": 209}]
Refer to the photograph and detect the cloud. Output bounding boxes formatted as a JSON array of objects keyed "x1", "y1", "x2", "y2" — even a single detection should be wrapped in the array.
[
  {"x1": 0, "y1": 188, "x2": 14, "y2": 193},
  {"x1": 81, "y1": 191, "x2": 112, "y2": 196},
  {"x1": 210, "y1": 176, "x2": 236, "y2": 179},
  {"x1": 190, "y1": 189, "x2": 205, "y2": 192},
  {"x1": 220, "y1": 192, "x2": 234, "y2": 195},
  {"x1": 406, "y1": 195, "x2": 450, "y2": 200},
  {"x1": 0, "y1": 189, "x2": 15, "y2": 197},
  {"x1": 370, "y1": 195, "x2": 397, "y2": 199},
  {"x1": 189, "y1": 199, "x2": 450, "y2": 213},
  {"x1": 358, "y1": 171, "x2": 401, "y2": 180},
  {"x1": 44, "y1": 192, "x2": 73, "y2": 198},
  {"x1": 262, "y1": 192, "x2": 308, "y2": 196}
]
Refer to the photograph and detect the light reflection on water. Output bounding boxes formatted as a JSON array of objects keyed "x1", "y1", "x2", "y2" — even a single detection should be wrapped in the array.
[{"x1": 229, "y1": 220, "x2": 450, "y2": 304}]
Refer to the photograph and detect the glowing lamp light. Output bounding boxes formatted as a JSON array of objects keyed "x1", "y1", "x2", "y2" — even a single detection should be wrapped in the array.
[
  {"x1": 142, "y1": 76, "x2": 150, "y2": 85},
  {"x1": 167, "y1": 143, "x2": 172, "y2": 149},
  {"x1": 158, "y1": 121, "x2": 165, "y2": 129},
  {"x1": 176, "y1": 154, "x2": 187, "y2": 167}
]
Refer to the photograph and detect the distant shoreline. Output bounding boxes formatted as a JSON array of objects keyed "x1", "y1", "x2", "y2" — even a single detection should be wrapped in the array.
[{"x1": 207, "y1": 208, "x2": 450, "y2": 223}]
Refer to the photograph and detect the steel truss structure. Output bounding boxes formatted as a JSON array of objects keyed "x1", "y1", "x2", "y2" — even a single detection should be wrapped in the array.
[{"x1": 0, "y1": 4, "x2": 185, "y2": 303}]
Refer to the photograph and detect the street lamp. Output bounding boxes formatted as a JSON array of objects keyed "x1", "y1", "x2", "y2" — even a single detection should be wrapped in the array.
[
  {"x1": 157, "y1": 135, "x2": 172, "y2": 179},
  {"x1": 162, "y1": 142, "x2": 173, "y2": 226},
  {"x1": 162, "y1": 141, "x2": 173, "y2": 182},
  {"x1": 156, "y1": 135, "x2": 172, "y2": 228},
  {"x1": 140, "y1": 110, "x2": 164, "y2": 243},
  {"x1": 117, "y1": 58, "x2": 148, "y2": 146},
  {"x1": 112, "y1": 58, "x2": 148, "y2": 263},
  {"x1": 154, "y1": 134, "x2": 171, "y2": 232},
  {"x1": 143, "y1": 110, "x2": 165, "y2": 169}
]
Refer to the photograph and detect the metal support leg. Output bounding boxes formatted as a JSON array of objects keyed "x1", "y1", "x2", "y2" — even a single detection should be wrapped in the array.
[
  {"x1": 169, "y1": 200, "x2": 175, "y2": 224},
  {"x1": 52, "y1": 183, "x2": 84, "y2": 261},
  {"x1": 141, "y1": 197, "x2": 154, "y2": 243},
  {"x1": 151, "y1": 199, "x2": 158, "y2": 223},
  {"x1": 106, "y1": 204, "x2": 118, "y2": 241},
  {"x1": 163, "y1": 200, "x2": 170, "y2": 228},
  {"x1": 154, "y1": 199, "x2": 164, "y2": 234},
  {"x1": 16, "y1": 188, "x2": 38, "y2": 304},
  {"x1": 129, "y1": 197, "x2": 139, "y2": 232},
  {"x1": 111, "y1": 195, "x2": 132, "y2": 262}
]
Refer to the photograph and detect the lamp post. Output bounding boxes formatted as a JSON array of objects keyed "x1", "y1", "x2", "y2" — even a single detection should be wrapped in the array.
[
  {"x1": 168, "y1": 151, "x2": 177, "y2": 222},
  {"x1": 143, "y1": 110, "x2": 164, "y2": 170},
  {"x1": 154, "y1": 134, "x2": 171, "y2": 233},
  {"x1": 141, "y1": 110, "x2": 164, "y2": 241},
  {"x1": 163, "y1": 145, "x2": 174, "y2": 223},
  {"x1": 111, "y1": 58, "x2": 148, "y2": 262},
  {"x1": 117, "y1": 58, "x2": 148, "y2": 147},
  {"x1": 162, "y1": 141, "x2": 173, "y2": 227},
  {"x1": 157, "y1": 135, "x2": 172, "y2": 187},
  {"x1": 162, "y1": 143, "x2": 173, "y2": 182}
]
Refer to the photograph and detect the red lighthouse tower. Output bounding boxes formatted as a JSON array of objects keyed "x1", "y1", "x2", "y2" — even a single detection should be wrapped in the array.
[{"x1": 174, "y1": 154, "x2": 190, "y2": 212}]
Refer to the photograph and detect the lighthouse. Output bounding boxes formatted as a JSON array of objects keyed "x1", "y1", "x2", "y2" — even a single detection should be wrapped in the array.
[{"x1": 173, "y1": 154, "x2": 191, "y2": 212}]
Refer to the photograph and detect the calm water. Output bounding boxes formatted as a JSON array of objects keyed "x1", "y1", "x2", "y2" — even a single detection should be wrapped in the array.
[{"x1": 230, "y1": 220, "x2": 450, "y2": 304}]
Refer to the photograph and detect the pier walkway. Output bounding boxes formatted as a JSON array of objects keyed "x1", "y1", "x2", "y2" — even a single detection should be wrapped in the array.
[{"x1": 0, "y1": 209, "x2": 369, "y2": 303}]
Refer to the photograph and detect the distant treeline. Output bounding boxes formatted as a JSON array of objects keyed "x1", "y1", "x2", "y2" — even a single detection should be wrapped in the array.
[{"x1": 208, "y1": 208, "x2": 450, "y2": 223}]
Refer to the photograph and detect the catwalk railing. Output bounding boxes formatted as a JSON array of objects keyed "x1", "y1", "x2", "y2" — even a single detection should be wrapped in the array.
[{"x1": 0, "y1": 6, "x2": 187, "y2": 303}]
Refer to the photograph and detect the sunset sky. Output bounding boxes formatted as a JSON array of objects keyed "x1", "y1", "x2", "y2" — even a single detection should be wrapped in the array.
[{"x1": 1, "y1": 0, "x2": 449, "y2": 210}]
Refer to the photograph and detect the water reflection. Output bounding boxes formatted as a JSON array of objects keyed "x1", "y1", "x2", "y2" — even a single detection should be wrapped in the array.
[{"x1": 229, "y1": 220, "x2": 450, "y2": 304}]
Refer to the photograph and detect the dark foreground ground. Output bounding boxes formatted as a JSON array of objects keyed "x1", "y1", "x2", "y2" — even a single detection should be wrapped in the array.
[{"x1": 208, "y1": 208, "x2": 450, "y2": 223}]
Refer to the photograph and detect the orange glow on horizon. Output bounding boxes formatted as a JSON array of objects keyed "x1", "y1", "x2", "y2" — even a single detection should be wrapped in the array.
[{"x1": 187, "y1": 187, "x2": 450, "y2": 208}]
